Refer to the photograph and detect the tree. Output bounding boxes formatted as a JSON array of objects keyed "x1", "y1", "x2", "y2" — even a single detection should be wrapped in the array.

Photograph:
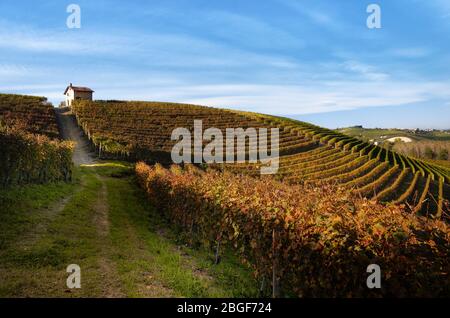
[
  {"x1": 424, "y1": 147, "x2": 435, "y2": 159},
  {"x1": 438, "y1": 148, "x2": 449, "y2": 161}
]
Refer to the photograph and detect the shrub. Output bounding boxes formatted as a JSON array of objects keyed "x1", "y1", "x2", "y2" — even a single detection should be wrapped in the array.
[
  {"x1": 0, "y1": 126, "x2": 73, "y2": 187},
  {"x1": 439, "y1": 149, "x2": 449, "y2": 161},
  {"x1": 136, "y1": 162, "x2": 450, "y2": 297}
]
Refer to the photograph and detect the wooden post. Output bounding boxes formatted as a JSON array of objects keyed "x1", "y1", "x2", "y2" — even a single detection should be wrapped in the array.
[
  {"x1": 258, "y1": 277, "x2": 266, "y2": 298},
  {"x1": 214, "y1": 239, "x2": 221, "y2": 265}
]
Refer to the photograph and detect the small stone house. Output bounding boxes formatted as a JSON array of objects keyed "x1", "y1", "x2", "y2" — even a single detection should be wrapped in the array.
[{"x1": 64, "y1": 83, "x2": 94, "y2": 107}]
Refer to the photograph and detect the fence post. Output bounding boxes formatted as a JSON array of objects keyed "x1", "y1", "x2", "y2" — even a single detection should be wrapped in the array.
[
  {"x1": 258, "y1": 277, "x2": 266, "y2": 298},
  {"x1": 214, "y1": 239, "x2": 221, "y2": 265}
]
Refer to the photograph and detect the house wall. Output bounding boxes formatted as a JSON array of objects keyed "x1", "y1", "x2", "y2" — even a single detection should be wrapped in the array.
[
  {"x1": 65, "y1": 89, "x2": 74, "y2": 107},
  {"x1": 65, "y1": 88, "x2": 93, "y2": 107},
  {"x1": 74, "y1": 91, "x2": 93, "y2": 100}
]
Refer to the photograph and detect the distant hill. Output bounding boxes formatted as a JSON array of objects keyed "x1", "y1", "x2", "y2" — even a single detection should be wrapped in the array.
[
  {"x1": 338, "y1": 126, "x2": 450, "y2": 165},
  {"x1": 337, "y1": 126, "x2": 450, "y2": 143}
]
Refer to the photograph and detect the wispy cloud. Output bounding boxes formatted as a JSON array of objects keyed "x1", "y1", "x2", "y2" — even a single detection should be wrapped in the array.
[
  {"x1": 0, "y1": 1, "x2": 448, "y2": 128},
  {"x1": 0, "y1": 18, "x2": 301, "y2": 73},
  {"x1": 20, "y1": 77, "x2": 447, "y2": 115},
  {"x1": 389, "y1": 47, "x2": 431, "y2": 58},
  {"x1": 342, "y1": 61, "x2": 390, "y2": 81},
  {"x1": 0, "y1": 64, "x2": 29, "y2": 76},
  {"x1": 278, "y1": 0, "x2": 344, "y2": 31},
  {"x1": 0, "y1": 20, "x2": 131, "y2": 55},
  {"x1": 200, "y1": 11, "x2": 303, "y2": 49},
  {"x1": 175, "y1": 81, "x2": 450, "y2": 114}
]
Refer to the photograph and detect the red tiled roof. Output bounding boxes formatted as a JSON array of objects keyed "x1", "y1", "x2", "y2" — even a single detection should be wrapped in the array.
[{"x1": 64, "y1": 85, "x2": 94, "y2": 94}]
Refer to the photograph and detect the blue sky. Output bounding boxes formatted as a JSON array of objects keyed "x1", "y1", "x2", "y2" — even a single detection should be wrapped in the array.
[{"x1": 1, "y1": 0, "x2": 450, "y2": 129}]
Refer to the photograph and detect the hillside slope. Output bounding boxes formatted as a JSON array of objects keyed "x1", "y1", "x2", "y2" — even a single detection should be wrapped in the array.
[
  {"x1": 1, "y1": 95, "x2": 449, "y2": 297},
  {"x1": 0, "y1": 163, "x2": 256, "y2": 297},
  {"x1": 72, "y1": 100, "x2": 450, "y2": 217},
  {"x1": 0, "y1": 93, "x2": 60, "y2": 139},
  {"x1": 0, "y1": 94, "x2": 73, "y2": 187},
  {"x1": 1, "y1": 98, "x2": 256, "y2": 297}
]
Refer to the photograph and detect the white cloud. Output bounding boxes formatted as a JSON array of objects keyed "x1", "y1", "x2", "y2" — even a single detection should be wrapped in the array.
[
  {"x1": 0, "y1": 18, "x2": 301, "y2": 73},
  {"x1": 0, "y1": 20, "x2": 132, "y2": 55},
  {"x1": 0, "y1": 30, "x2": 123, "y2": 54},
  {"x1": 201, "y1": 11, "x2": 303, "y2": 49},
  {"x1": 180, "y1": 81, "x2": 450, "y2": 114},
  {"x1": 342, "y1": 61, "x2": 389, "y2": 81},
  {"x1": 0, "y1": 84, "x2": 63, "y2": 91},
  {"x1": 278, "y1": 0, "x2": 344, "y2": 31},
  {"x1": 5, "y1": 74, "x2": 450, "y2": 118},
  {"x1": 0, "y1": 64, "x2": 29, "y2": 76},
  {"x1": 389, "y1": 47, "x2": 431, "y2": 58},
  {"x1": 0, "y1": 6, "x2": 447, "y2": 121},
  {"x1": 22, "y1": 79, "x2": 446, "y2": 115}
]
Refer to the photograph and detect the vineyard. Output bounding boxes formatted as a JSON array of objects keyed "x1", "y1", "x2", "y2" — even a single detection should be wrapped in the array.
[
  {"x1": 0, "y1": 93, "x2": 60, "y2": 138},
  {"x1": 0, "y1": 94, "x2": 73, "y2": 187},
  {"x1": 72, "y1": 100, "x2": 450, "y2": 218},
  {"x1": 136, "y1": 162, "x2": 450, "y2": 297},
  {"x1": 1, "y1": 94, "x2": 449, "y2": 297}
]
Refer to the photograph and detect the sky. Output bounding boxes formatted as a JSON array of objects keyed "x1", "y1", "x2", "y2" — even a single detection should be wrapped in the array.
[{"x1": 0, "y1": 0, "x2": 450, "y2": 129}]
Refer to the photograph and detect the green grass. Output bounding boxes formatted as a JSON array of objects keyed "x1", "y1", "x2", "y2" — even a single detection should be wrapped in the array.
[
  {"x1": 0, "y1": 178, "x2": 77, "y2": 250},
  {"x1": 0, "y1": 167, "x2": 106, "y2": 297},
  {"x1": 0, "y1": 161, "x2": 257, "y2": 297},
  {"x1": 96, "y1": 162, "x2": 257, "y2": 297}
]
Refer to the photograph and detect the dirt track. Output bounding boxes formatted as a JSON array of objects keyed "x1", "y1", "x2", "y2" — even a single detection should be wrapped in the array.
[{"x1": 55, "y1": 107, "x2": 96, "y2": 166}]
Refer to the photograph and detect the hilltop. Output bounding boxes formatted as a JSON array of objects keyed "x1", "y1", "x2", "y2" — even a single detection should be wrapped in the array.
[
  {"x1": 71, "y1": 99, "x2": 450, "y2": 217},
  {"x1": 337, "y1": 126, "x2": 450, "y2": 168}
]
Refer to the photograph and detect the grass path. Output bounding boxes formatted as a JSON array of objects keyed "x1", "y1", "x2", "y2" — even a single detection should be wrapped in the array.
[{"x1": 0, "y1": 162, "x2": 257, "y2": 297}]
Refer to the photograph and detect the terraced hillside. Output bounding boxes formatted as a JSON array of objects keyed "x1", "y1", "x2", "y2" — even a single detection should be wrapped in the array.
[
  {"x1": 72, "y1": 100, "x2": 310, "y2": 160},
  {"x1": 0, "y1": 93, "x2": 73, "y2": 187},
  {"x1": 0, "y1": 93, "x2": 60, "y2": 138},
  {"x1": 72, "y1": 100, "x2": 450, "y2": 217}
]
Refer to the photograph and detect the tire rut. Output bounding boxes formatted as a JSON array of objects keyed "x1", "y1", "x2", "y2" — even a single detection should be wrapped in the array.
[{"x1": 92, "y1": 176, "x2": 124, "y2": 298}]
